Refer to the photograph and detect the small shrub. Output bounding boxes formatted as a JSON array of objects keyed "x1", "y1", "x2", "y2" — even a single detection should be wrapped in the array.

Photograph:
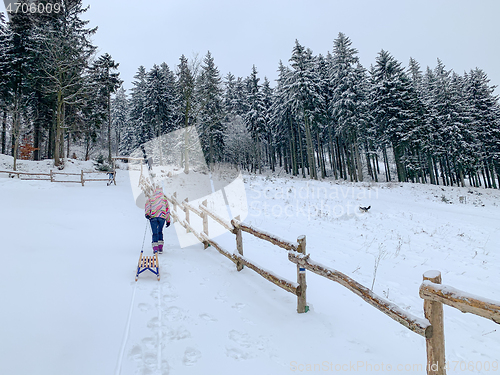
[{"x1": 98, "y1": 164, "x2": 112, "y2": 172}]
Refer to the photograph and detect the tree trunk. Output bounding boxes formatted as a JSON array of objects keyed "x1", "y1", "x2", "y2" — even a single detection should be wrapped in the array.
[
  {"x1": 315, "y1": 130, "x2": 325, "y2": 179},
  {"x1": 183, "y1": 104, "x2": 190, "y2": 174},
  {"x1": 66, "y1": 130, "x2": 70, "y2": 158},
  {"x1": 298, "y1": 124, "x2": 306, "y2": 178},
  {"x1": 364, "y1": 140, "x2": 373, "y2": 180},
  {"x1": 54, "y1": 89, "x2": 63, "y2": 166},
  {"x1": 12, "y1": 110, "x2": 20, "y2": 171},
  {"x1": 427, "y1": 153, "x2": 436, "y2": 185},
  {"x1": 383, "y1": 146, "x2": 391, "y2": 182},
  {"x1": 107, "y1": 92, "x2": 112, "y2": 163},
  {"x1": 289, "y1": 114, "x2": 298, "y2": 176},
  {"x1": 354, "y1": 139, "x2": 363, "y2": 182},
  {"x1": 1, "y1": 110, "x2": 6, "y2": 155},
  {"x1": 304, "y1": 115, "x2": 317, "y2": 180}
]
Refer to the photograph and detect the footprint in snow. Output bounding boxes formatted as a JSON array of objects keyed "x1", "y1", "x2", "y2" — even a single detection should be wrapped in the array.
[
  {"x1": 199, "y1": 313, "x2": 217, "y2": 322},
  {"x1": 162, "y1": 294, "x2": 178, "y2": 303},
  {"x1": 182, "y1": 347, "x2": 202, "y2": 366},
  {"x1": 163, "y1": 306, "x2": 184, "y2": 322},
  {"x1": 164, "y1": 326, "x2": 191, "y2": 341},
  {"x1": 231, "y1": 302, "x2": 246, "y2": 311},
  {"x1": 142, "y1": 352, "x2": 157, "y2": 370},
  {"x1": 228, "y1": 330, "x2": 252, "y2": 348},
  {"x1": 138, "y1": 303, "x2": 151, "y2": 312},
  {"x1": 225, "y1": 347, "x2": 251, "y2": 360},
  {"x1": 215, "y1": 292, "x2": 228, "y2": 303},
  {"x1": 128, "y1": 344, "x2": 142, "y2": 362},
  {"x1": 242, "y1": 317, "x2": 256, "y2": 326},
  {"x1": 141, "y1": 337, "x2": 157, "y2": 351}
]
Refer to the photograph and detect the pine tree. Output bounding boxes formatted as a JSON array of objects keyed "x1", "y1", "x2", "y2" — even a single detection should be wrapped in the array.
[
  {"x1": 176, "y1": 54, "x2": 198, "y2": 173},
  {"x1": 465, "y1": 68, "x2": 500, "y2": 187},
  {"x1": 130, "y1": 66, "x2": 149, "y2": 145},
  {"x1": 271, "y1": 61, "x2": 296, "y2": 175},
  {"x1": 90, "y1": 53, "x2": 121, "y2": 163},
  {"x1": 111, "y1": 86, "x2": 130, "y2": 156},
  {"x1": 2, "y1": 11, "x2": 38, "y2": 168},
  {"x1": 261, "y1": 77, "x2": 275, "y2": 171},
  {"x1": 330, "y1": 33, "x2": 367, "y2": 181},
  {"x1": 287, "y1": 40, "x2": 324, "y2": 179},
  {"x1": 34, "y1": 0, "x2": 97, "y2": 166},
  {"x1": 370, "y1": 50, "x2": 415, "y2": 182},
  {"x1": 142, "y1": 63, "x2": 176, "y2": 164},
  {"x1": 244, "y1": 65, "x2": 266, "y2": 173},
  {"x1": 197, "y1": 51, "x2": 225, "y2": 167}
]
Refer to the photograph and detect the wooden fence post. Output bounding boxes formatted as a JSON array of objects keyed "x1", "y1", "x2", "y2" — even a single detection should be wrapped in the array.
[
  {"x1": 297, "y1": 235, "x2": 307, "y2": 313},
  {"x1": 202, "y1": 199, "x2": 209, "y2": 249},
  {"x1": 235, "y1": 215, "x2": 243, "y2": 271},
  {"x1": 172, "y1": 192, "x2": 177, "y2": 223},
  {"x1": 184, "y1": 197, "x2": 190, "y2": 233},
  {"x1": 80, "y1": 170, "x2": 84, "y2": 186},
  {"x1": 423, "y1": 271, "x2": 446, "y2": 375},
  {"x1": 50, "y1": 170, "x2": 53, "y2": 183}
]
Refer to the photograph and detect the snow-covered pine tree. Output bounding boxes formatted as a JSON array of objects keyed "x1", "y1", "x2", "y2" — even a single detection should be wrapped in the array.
[
  {"x1": 2, "y1": 11, "x2": 38, "y2": 168},
  {"x1": 243, "y1": 65, "x2": 266, "y2": 173},
  {"x1": 130, "y1": 66, "x2": 149, "y2": 146},
  {"x1": 426, "y1": 60, "x2": 472, "y2": 186},
  {"x1": 271, "y1": 61, "x2": 297, "y2": 175},
  {"x1": 197, "y1": 51, "x2": 225, "y2": 168},
  {"x1": 176, "y1": 54, "x2": 198, "y2": 173},
  {"x1": 261, "y1": 77, "x2": 275, "y2": 171},
  {"x1": 406, "y1": 57, "x2": 434, "y2": 184},
  {"x1": 316, "y1": 53, "x2": 333, "y2": 178},
  {"x1": 464, "y1": 68, "x2": 500, "y2": 188},
  {"x1": 34, "y1": 0, "x2": 97, "y2": 166},
  {"x1": 370, "y1": 50, "x2": 415, "y2": 182},
  {"x1": 143, "y1": 63, "x2": 176, "y2": 164},
  {"x1": 330, "y1": 33, "x2": 367, "y2": 182},
  {"x1": 160, "y1": 62, "x2": 178, "y2": 133},
  {"x1": 287, "y1": 40, "x2": 325, "y2": 180},
  {"x1": 90, "y1": 53, "x2": 122, "y2": 163},
  {"x1": 111, "y1": 86, "x2": 131, "y2": 156}
]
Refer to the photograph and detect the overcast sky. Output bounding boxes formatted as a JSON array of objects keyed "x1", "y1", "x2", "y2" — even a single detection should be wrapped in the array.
[{"x1": 6, "y1": 0, "x2": 500, "y2": 95}]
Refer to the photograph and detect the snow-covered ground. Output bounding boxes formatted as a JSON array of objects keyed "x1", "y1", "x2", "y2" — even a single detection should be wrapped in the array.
[{"x1": 1, "y1": 155, "x2": 499, "y2": 375}]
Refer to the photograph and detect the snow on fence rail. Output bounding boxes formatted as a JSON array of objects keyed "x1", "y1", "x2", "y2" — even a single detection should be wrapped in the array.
[
  {"x1": 418, "y1": 271, "x2": 500, "y2": 374},
  {"x1": 288, "y1": 251, "x2": 432, "y2": 338},
  {"x1": 166, "y1": 193, "x2": 306, "y2": 311},
  {"x1": 0, "y1": 169, "x2": 115, "y2": 186},
  {"x1": 166, "y1": 191, "x2": 500, "y2": 375}
]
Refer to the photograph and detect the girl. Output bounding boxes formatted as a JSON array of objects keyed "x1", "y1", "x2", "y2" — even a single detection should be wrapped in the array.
[{"x1": 145, "y1": 185, "x2": 171, "y2": 254}]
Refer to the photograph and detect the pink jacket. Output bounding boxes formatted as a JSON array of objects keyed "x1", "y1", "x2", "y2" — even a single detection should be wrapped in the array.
[{"x1": 145, "y1": 188, "x2": 170, "y2": 221}]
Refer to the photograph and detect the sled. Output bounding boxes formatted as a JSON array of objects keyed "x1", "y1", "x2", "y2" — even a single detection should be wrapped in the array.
[{"x1": 135, "y1": 250, "x2": 160, "y2": 281}]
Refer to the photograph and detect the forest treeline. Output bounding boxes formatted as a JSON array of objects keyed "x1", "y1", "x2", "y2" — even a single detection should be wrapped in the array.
[
  {"x1": 1, "y1": 1, "x2": 499, "y2": 188},
  {"x1": 0, "y1": 0, "x2": 121, "y2": 168},
  {"x1": 117, "y1": 36, "x2": 500, "y2": 189}
]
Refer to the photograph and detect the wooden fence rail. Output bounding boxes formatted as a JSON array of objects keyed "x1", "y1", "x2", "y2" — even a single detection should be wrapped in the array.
[
  {"x1": 288, "y1": 251, "x2": 432, "y2": 338},
  {"x1": 420, "y1": 280, "x2": 500, "y2": 324},
  {"x1": 167, "y1": 193, "x2": 306, "y2": 311},
  {"x1": 166, "y1": 192, "x2": 500, "y2": 375},
  {"x1": 419, "y1": 271, "x2": 500, "y2": 375},
  {"x1": 0, "y1": 169, "x2": 115, "y2": 186}
]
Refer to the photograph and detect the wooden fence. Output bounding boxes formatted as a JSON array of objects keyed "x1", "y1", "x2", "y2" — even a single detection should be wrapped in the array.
[
  {"x1": 166, "y1": 191, "x2": 500, "y2": 375},
  {"x1": 0, "y1": 169, "x2": 115, "y2": 186}
]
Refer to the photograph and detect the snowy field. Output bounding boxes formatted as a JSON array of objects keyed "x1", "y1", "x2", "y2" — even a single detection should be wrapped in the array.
[{"x1": 1, "y1": 155, "x2": 499, "y2": 375}]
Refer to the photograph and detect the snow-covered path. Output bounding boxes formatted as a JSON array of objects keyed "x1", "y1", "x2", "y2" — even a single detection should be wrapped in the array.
[{"x1": 1, "y1": 161, "x2": 499, "y2": 374}]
